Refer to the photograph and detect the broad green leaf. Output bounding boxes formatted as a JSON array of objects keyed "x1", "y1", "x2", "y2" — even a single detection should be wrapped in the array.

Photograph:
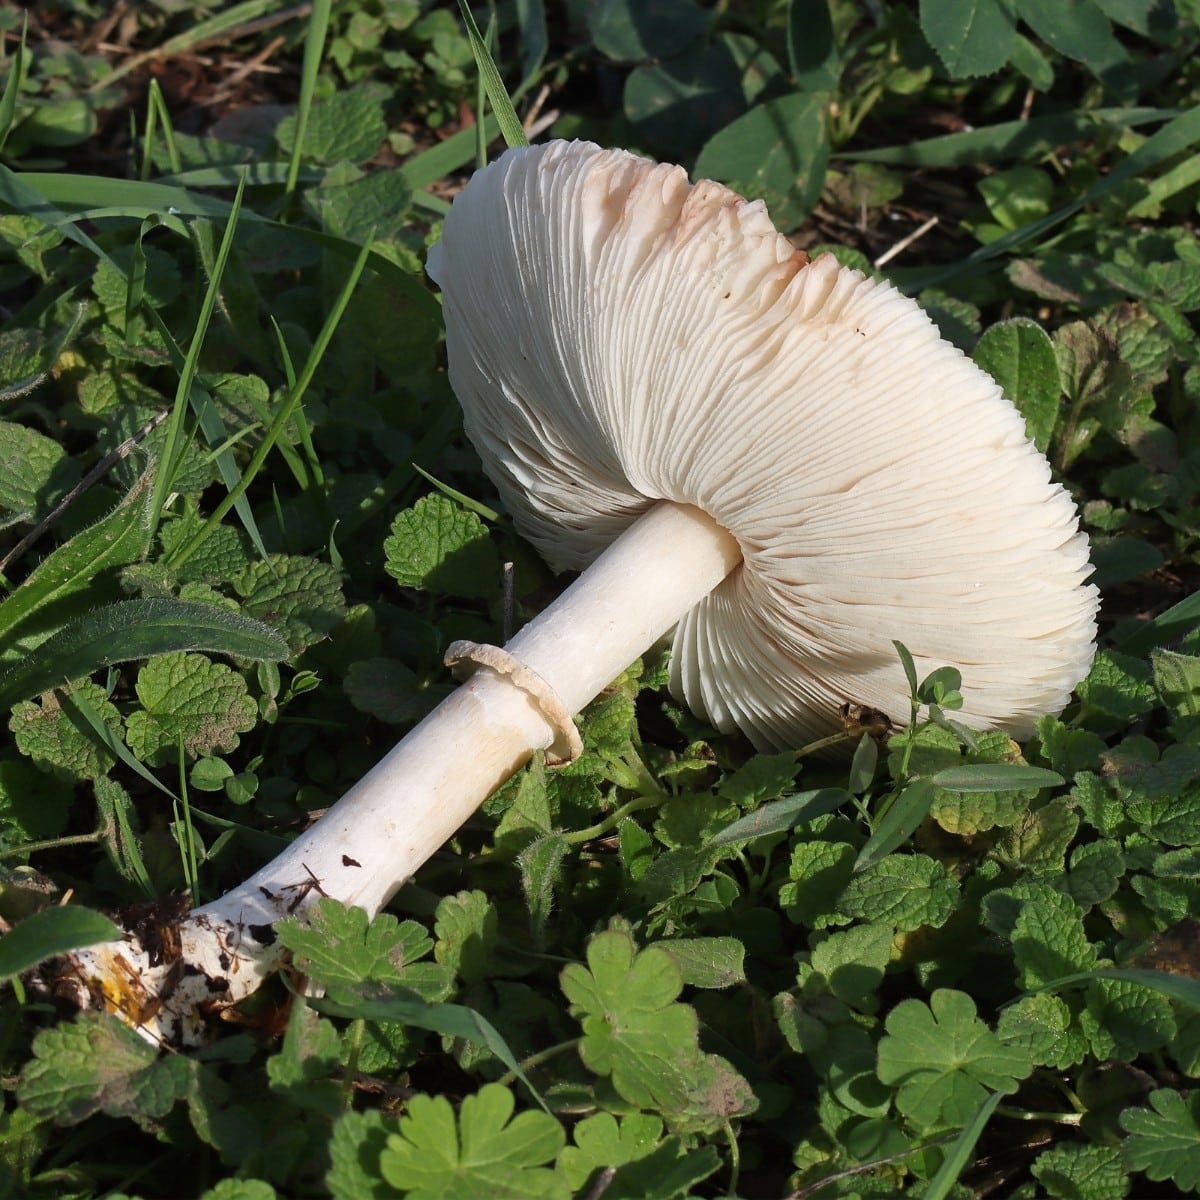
[
  {"x1": 560, "y1": 929, "x2": 755, "y2": 1133},
  {"x1": 780, "y1": 839, "x2": 857, "y2": 927},
  {"x1": 265, "y1": 1002, "x2": 342, "y2": 1118},
  {"x1": 0, "y1": 469, "x2": 154, "y2": 644},
  {"x1": 17, "y1": 1012, "x2": 193, "y2": 1124},
  {"x1": 275, "y1": 85, "x2": 387, "y2": 166},
  {"x1": 840, "y1": 853, "x2": 958, "y2": 931},
  {"x1": 810, "y1": 922, "x2": 893, "y2": 1008},
  {"x1": 1082, "y1": 975, "x2": 1176, "y2": 1060},
  {"x1": 124, "y1": 652, "x2": 257, "y2": 765},
  {"x1": 0, "y1": 419, "x2": 81, "y2": 529},
  {"x1": 379, "y1": 1084, "x2": 566, "y2": 1200},
  {"x1": 200, "y1": 1182, "x2": 279, "y2": 1200},
  {"x1": 383, "y1": 494, "x2": 499, "y2": 599},
  {"x1": 9, "y1": 679, "x2": 121, "y2": 782},
  {"x1": 1012, "y1": 888, "x2": 1098, "y2": 989},
  {"x1": 0, "y1": 905, "x2": 122, "y2": 980},
  {"x1": 1013, "y1": 0, "x2": 1125, "y2": 68},
  {"x1": 232, "y1": 555, "x2": 346, "y2": 653},
  {"x1": 787, "y1": 0, "x2": 839, "y2": 89},
  {"x1": 1031, "y1": 1143, "x2": 1128, "y2": 1200},
  {"x1": 587, "y1": 0, "x2": 708, "y2": 60},
  {"x1": 876, "y1": 989, "x2": 1033, "y2": 1131},
  {"x1": 434, "y1": 891, "x2": 499, "y2": 986},
  {"x1": 1121, "y1": 1089, "x2": 1200, "y2": 1192},
  {"x1": 996, "y1": 992, "x2": 1088, "y2": 1070},
  {"x1": 328, "y1": 1109, "x2": 393, "y2": 1200},
  {"x1": 694, "y1": 91, "x2": 829, "y2": 229},
  {"x1": 0, "y1": 599, "x2": 289, "y2": 711},
  {"x1": 919, "y1": 0, "x2": 1016, "y2": 77},
  {"x1": 654, "y1": 937, "x2": 745, "y2": 990},
  {"x1": 278, "y1": 899, "x2": 437, "y2": 999},
  {"x1": 973, "y1": 318, "x2": 1062, "y2": 453}
]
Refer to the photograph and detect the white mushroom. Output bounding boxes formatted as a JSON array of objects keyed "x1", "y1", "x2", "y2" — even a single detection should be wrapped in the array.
[{"x1": 57, "y1": 139, "x2": 1097, "y2": 1045}]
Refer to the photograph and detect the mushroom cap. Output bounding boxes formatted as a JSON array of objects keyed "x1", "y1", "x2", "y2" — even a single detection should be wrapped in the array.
[{"x1": 426, "y1": 139, "x2": 1098, "y2": 749}]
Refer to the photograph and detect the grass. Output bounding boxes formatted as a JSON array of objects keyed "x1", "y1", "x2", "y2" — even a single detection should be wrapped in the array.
[{"x1": 1, "y1": 1, "x2": 1200, "y2": 1198}]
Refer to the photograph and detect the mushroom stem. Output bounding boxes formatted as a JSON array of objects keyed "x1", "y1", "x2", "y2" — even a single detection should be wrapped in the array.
[{"x1": 63, "y1": 501, "x2": 741, "y2": 1045}]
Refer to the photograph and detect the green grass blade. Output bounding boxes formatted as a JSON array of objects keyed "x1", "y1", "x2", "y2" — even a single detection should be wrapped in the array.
[
  {"x1": 855, "y1": 777, "x2": 935, "y2": 871},
  {"x1": 457, "y1": 0, "x2": 529, "y2": 150},
  {"x1": 1032, "y1": 967, "x2": 1200, "y2": 1011},
  {"x1": 921, "y1": 1091, "x2": 1005, "y2": 1200},
  {"x1": 843, "y1": 106, "x2": 1176, "y2": 167},
  {"x1": 0, "y1": 15, "x2": 27, "y2": 155},
  {"x1": 283, "y1": 0, "x2": 333, "y2": 212},
  {"x1": 0, "y1": 470, "x2": 154, "y2": 645},
  {"x1": 165, "y1": 240, "x2": 372, "y2": 570},
  {"x1": 0, "y1": 599, "x2": 289, "y2": 711}
]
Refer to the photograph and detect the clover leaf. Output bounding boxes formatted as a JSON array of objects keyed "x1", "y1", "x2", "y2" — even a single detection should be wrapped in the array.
[
  {"x1": 559, "y1": 928, "x2": 754, "y2": 1134},
  {"x1": 875, "y1": 989, "x2": 1033, "y2": 1131},
  {"x1": 378, "y1": 1083, "x2": 566, "y2": 1200},
  {"x1": 1121, "y1": 1088, "x2": 1200, "y2": 1193}
]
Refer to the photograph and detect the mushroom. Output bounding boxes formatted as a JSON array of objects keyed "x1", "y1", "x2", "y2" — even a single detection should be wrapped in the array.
[{"x1": 60, "y1": 139, "x2": 1097, "y2": 1046}]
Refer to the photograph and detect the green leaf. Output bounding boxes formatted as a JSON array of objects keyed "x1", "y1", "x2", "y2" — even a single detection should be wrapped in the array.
[
  {"x1": 841, "y1": 853, "x2": 958, "y2": 931},
  {"x1": 996, "y1": 992, "x2": 1088, "y2": 1070},
  {"x1": 0, "y1": 419, "x2": 81, "y2": 529},
  {"x1": 587, "y1": 0, "x2": 708, "y2": 60},
  {"x1": 560, "y1": 929, "x2": 755, "y2": 1133},
  {"x1": 233, "y1": 555, "x2": 346, "y2": 654},
  {"x1": 709, "y1": 787, "x2": 848, "y2": 847},
  {"x1": 1012, "y1": 888, "x2": 1098, "y2": 990},
  {"x1": 973, "y1": 318, "x2": 1062, "y2": 454},
  {"x1": 0, "y1": 905, "x2": 122, "y2": 980},
  {"x1": 876, "y1": 989, "x2": 1033, "y2": 1131},
  {"x1": 200, "y1": 1182, "x2": 279, "y2": 1200},
  {"x1": 265, "y1": 1001, "x2": 343, "y2": 1117},
  {"x1": 379, "y1": 1084, "x2": 566, "y2": 1200},
  {"x1": 1121, "y1": 1089, "x2": 1200, "y2": 1193},
  {"x1": 1013, "y1": 0, "x2": 1125, "y2": 68},
  {"x1": 780, "y1": 839, "x2": 857, "y2": 927},
  {"x1": 0, "y1": 599, "x2": 289, "y2": 710},
  {"x1": 275, "y1": 85, "x2": 387, "y2": 166},
  {"x1": 787, "y1": 0, "x2": 839, "y2": 89},
  {"x1": 0, "y1": 469, "x2": 154, "y2": 644},
  {"x1": 919, "y1": 0, "x2": 1016, "y2": 77},
  {"x1": 932, "y1": 763, "x2": 1063, "y2": 792},
  {"x1": 124, "y1": 652, "x2": 257, "y2": 766},
  {"x1": 1031, "y1": 1142, "x2": 1128, "y2": 1200},
  {"x1": 654, "y1": 937, "x2": 745, "y2": 989},
  {"x1": 694, "y1": 91, "x2": 829, "y2": 229},
  {"x1": 328, "y1": 1109, "x2": 393, "y2": 1200},
  {"x1": 434, "y1": 890, "x2": 499, "y2": 986},
  {"x1": 17, "y1": 1012, "x2": 193, "y2": 1124},
  {"x1": 855, "y1": 778, "x2": 936, "y2": 869},
  {"x1": 383, "y1": 494, "x2": 499, "y2": 599},
  {"x1": 277, "y1": 898, "x2": 434, "y2": 999},
  {"x1": 9, "y1": 680, "x2": 121, "y2": 782},
  {"x1": 557, "y1": 1112, "x2": 720, "y2": 1199}
]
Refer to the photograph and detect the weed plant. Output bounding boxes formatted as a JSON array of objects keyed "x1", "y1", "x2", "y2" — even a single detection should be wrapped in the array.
[{"x1": 1, "y1": 2, "x2": 1200, "y2": 1197}]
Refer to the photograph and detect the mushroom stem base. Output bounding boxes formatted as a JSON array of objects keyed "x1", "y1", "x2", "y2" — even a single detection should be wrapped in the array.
[{"x1": 58, "y1": 500, "x2": 741, "y2": 1045}]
